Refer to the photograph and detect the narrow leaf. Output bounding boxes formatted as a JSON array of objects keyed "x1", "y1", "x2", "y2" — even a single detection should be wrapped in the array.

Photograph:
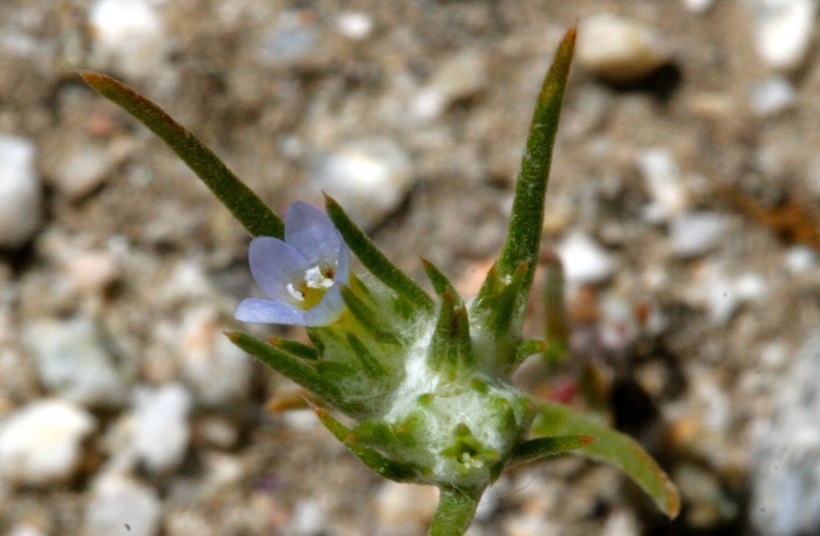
[
  {"x1": 313, "y1": 407, "x2": 420, "y2": 482},
  {"x1": 340, "y1": 286, "x2": 400, "y2": 345},
  {"x1": 325, "y1": 194, "x2": 434, "y2": 312},
  {"x1": 420, "y1": 257, "x2": 457, "y2": 298},
  {"x1": 428, "y1": 486, "x2": 483, "y2": 536},
  {"x1": 531, "y1": 401, "x2": 680, "y2": 518},
  {"x1": 81, "y1": 72, "x2": 284, "y2": 238},
  {"x1": 228, "y1": 331, "x2": 365, "y2": 417},
  {"x1": 267, "y1": 337, "x2": 319, "y2": 360},
  {"x1": 506, "y1": 434, "x2": 594, "y2": 467},
  {"x1": 491, "y1": 28, "x2": 576, "y2": 301}
]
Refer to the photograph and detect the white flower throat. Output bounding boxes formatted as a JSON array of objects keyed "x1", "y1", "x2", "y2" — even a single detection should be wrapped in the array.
[{"x1": 286, "y1": 264, "x2": 335, "y2": 305}]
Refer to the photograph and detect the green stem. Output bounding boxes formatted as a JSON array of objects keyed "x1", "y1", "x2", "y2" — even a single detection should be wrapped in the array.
[
  {"x1": 428, "y1": 486, "x2": 483, "y2": 536},
  {"x1": 81, "y1": 72, "x2": 284, "y2": 239}
]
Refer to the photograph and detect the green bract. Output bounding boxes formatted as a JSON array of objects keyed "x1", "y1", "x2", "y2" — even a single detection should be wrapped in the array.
[{"x1": 83, "y1": 27, "x2": 680, "y2": 536}]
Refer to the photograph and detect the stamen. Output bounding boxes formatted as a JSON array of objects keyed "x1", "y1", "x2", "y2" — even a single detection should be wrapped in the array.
[
  {"x1": 304, "y1": 265, "x2": 334, "y2": 289},
  {"x1": 286, "y1": 283, "x2": 305, "y2": 302}
]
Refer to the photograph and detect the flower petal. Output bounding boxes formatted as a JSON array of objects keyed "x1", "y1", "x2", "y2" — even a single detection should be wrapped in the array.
[
  {"x1": 248, "y1": 236, "x2": 309, "y2": 301},
  {"x1": 303, "y1": 286, "x2": 345, "y2": 326},
  {"x1": 234, "y1": 298, "x2": 307, "y2": 325},
  {"x1": 285, "y1": 202, "x2": 343, "y2": 268}
]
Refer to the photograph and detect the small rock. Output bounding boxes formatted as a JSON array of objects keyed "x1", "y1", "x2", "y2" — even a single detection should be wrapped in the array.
[
  {"x1": 43, "y1": 136, "x2": 134, "y2": 200},
  {"x1": 683, "y1": 0, "x2": 714, "y2": 13},
  {"x1": 178, "y1": 307, "x2": 251, "y2": 408},
  {"x1": 751, "y1": 330, "x2": 820, "y2": 536},
  {"x1": 7, "y1": 525, "x2": 47, "y2": 536},
  {"x1": 0, "y1": 135, "x2": 41, "y2": 248},
  {"x1": 130, "y1": 383, "x2": 192, "y2": 473},
  {"x1": 0, "y1": 399, "x2": 96, "y2": 486},
  {"x1": 85, "y1": 473, "x2": 161, "y2": 536},
  {"x1": 557, "y1": 232, "x2": 615, "y2": 285},
  {"x1": 748, "y1": 77, "x2": 797, "y2": 116},
  {"x1": 88, "y1": 0, "x2": 167, "y2": 79},
  {"x1": 376, "y1": 482, "x2": 439, "y2": 530},
  {"x1": 306, "y1": 139, "x2": 413, "y2": 229},
  {"x1": 258, "y1": 10, "x2": 318, "y2": 66},
  {"x1": 63, "y1": 250, "x2": 121, "y2": 294},
  {"x1": 23, "y1": 317, "x2": 131, "y2": 408},
  {"x1": 669, "y1": 212, "x2": 730, "y2": 258},
  {"x1": 577, "y1": 14, "x2": 669, "y2": 82},
  {"x1": 335, "y1": 12, "x2": 374, "y2": 40},
  {"x1": 637, "y1": 148, "x2": 689, "y2": 222},
  {"x1": 751, "y1": 0, "x2": 816, "y2": 72},
  {"x1": 602, "y1": 508, "x2": 640, "y2": 536},
  {"x1": 503, "y1": 514, "x2": 561, "y2": 536},
  {"x1": 290, "y1": 498, "x2": 326, "y2": 536},
  {"x1": 411, "y1": 50, "x2": 487, "y2": 121},
  {"x1": 785, "y1": 246, "x2": 815, "y2": 274}
]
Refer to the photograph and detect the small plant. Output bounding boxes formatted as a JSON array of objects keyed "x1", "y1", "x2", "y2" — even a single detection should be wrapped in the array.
[{"x1": 82, "y1": 28, "x2": 679, "y2": 535}]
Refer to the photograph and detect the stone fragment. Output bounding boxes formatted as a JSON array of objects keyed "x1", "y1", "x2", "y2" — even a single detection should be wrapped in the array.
[
  {"x1": 751, "y1": 331, "x2": 820, "y2": 536},
  {"x1": 637, "y1": 148, "x2": 689, "y2": 222},
  {"x1": 577, "y1": 14, "x2": 669, "y2": 82},
  {"x1": 751, "y1": 0, "x2": 816, "y2": 72},
  {"x1": 412, "y1": 50, "x2": 487, "y2": 121},
  {"x1": 85, "y1": 473, "x2": 161, "y2": 536},
  {"x1": 0, "y1": 135, "x2": 41, "y2": 248},
  {"x1": 0, "y1": 399, "x2": 96, "y2": 486},
  {"x1": 669, "y1": 212, "x2": 730, "y2": 258},
  {"x1": 307, "y1": 139, "x2": 413, "y2": 229},
  {"x1": 130, "y1": 383, "x2": 192, "y2": 474},
  {"x1": 748, "y1": 77, "x2": 796, "y2": 116},
  {"x1": 23, "y1": 317, "x2": 130, "y2": 408},
  {"x1": 178, "y1": 307, "x2": 251, "y2": 407},
  {"x1": 88, "y1": 0, "x2": 167, "y2": 78},
  {"x1": 557, "y1": 233, "x2": 615, "y2": 285}
]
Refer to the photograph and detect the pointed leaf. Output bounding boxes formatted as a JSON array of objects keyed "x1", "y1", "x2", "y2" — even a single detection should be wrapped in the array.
[
  {"x1": 313, "y1": 407, "x2": 420, "y2": 482},
  {"x1": 420, "y1": 258, "x2": 457, "y2": 298},
  {"x1": 325, "y1": 194, "x2": 434, "y2": 312},
  {"x1": 267, "y1": 337, "x2": 319, "y2": 360},
  {"x1": 491, "y1": 28, "x2": 576, "y2": 303},
  {"x1": 81, "y1": 72, "x2": 284, "y2": 238},
  {"x1": 506, "y1": 435, "x2": 594, "y2": 467},
  {"x1": 531, "y1": 401, "x2": 680, "y2": 518}
]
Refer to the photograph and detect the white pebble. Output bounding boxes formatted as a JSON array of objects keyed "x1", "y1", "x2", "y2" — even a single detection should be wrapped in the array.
[
  {"x1": 23, "y1": 317, "x2": 130, "y2": 408},
  {"x1": 130, "y1": 383, "x2": 191, "y2": 473},
  {"x1": 336, "y1": 12, "x2": 374, "y2": 40},
  {"x1": 0, "y1": 135, "x2": 41, "y2": 248},
  {"x1": 785, "y1": 246, "x2": 815, "y2": 273},
  {"x1": 577, "y1": 14, "x2": 669, "y2": 82},
  {"x1": 307, "y1": 139, "x2": 413, "y2": 229},
  {"x1": 6, "y1": 526, "x2": 47, "y2": 536},
  {"x1": 557, "y1": 232, "x2": 615, "y2": 285},
  {"x1": 290, "y1": 498, "x2": 326, "y2": 535},
  {"x1": 669, "y1": 212, "x2": 730, "y2": 258},
  {"x1": 88, "y1": 0, "x2": 167, "y2": 79},
  {"x1": 85, "y1": 473, "x2": 161, "y2": 536},
  {"x1": 751, "y1": 0, "x2": 816, "y2": 72},
  {"x1": 412, "y1": 50, "x2": 487, "y2": 121},
  {"x1": 64, "y1": 251, "x2": 121, "y2": 294},
  {"x1": 638, "y1": 148, "x2": 689, "y2": 222},
  {"x1": 683, "y1": 0, "x2": 714, "y2": 13},
  {"x1": 0, "y1": 399, "x2": 96, "y2": 486},
  {"x1": 178, "y1": 307, "x2": 251, "y2": 407},
  {"x1": 748, "y1": 77, "x2": 796, "y2": 116}
]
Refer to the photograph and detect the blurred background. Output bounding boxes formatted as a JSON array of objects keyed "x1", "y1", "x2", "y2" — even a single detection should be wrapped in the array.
[{"x1": 0, "y1": 1, "x2": 817, "y2": 535}]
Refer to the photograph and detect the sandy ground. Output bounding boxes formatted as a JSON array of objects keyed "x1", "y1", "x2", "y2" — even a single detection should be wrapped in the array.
[{"x1": 0, "y1": 1, "x2": 818, "y2": 535}]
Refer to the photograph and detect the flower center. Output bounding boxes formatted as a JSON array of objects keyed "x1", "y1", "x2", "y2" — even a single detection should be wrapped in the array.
[{"x1": 286, "y1": 263, "x2": 336, "y2": 309}]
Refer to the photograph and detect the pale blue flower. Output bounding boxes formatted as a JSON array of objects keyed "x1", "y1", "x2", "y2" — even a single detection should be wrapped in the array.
[{"x1": 235, "y1": 201, "x2": 349, "y2": 326}]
